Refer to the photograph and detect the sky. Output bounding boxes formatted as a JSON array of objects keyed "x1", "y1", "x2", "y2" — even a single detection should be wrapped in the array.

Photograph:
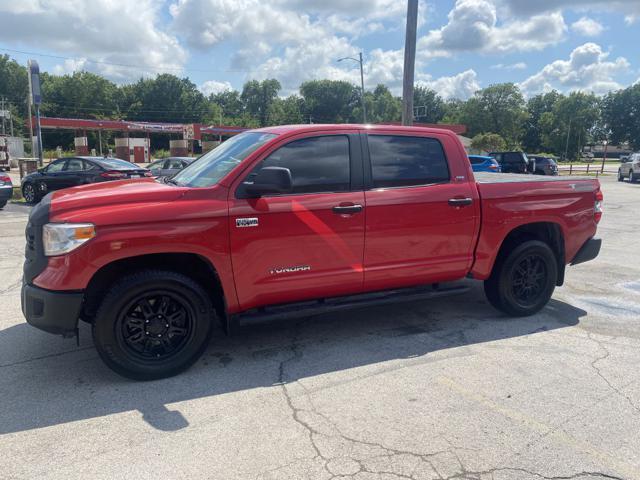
[{"x1": 0, "y1": 0, "x2": 638, "y2": 100}]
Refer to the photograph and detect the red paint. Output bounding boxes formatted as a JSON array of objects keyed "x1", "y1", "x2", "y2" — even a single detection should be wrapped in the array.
[{"x1": 34, "y1": 124, "x2": 601, "y2": 315}]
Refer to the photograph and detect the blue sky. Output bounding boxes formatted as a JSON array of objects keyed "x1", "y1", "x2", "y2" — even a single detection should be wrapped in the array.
[{"x1": 0, "y1": 0, "x2": 638, "y2": 99}]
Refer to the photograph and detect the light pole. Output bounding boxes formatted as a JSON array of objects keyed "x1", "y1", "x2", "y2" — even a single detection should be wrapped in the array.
[{"x1": 338, "y1": 52, "x2": 367, "y2": 124}]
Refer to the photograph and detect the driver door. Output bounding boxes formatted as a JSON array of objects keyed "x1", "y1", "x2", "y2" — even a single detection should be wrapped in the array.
[{"x1": 228, "y1": 132, "x2": 365, "y2": 311}]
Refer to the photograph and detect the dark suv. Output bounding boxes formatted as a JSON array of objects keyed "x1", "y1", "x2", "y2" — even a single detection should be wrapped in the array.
[
  {"x1": 528, "y1": 155, "x2": 559, "y2": 176},
  {"x1": 489, "y1": 152, "x2": 533, "y2": 174}
]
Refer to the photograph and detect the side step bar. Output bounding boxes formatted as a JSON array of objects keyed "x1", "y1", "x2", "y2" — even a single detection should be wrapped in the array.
[{"x1": 230, "y1": 283, "x2": 470, "y2": 331}]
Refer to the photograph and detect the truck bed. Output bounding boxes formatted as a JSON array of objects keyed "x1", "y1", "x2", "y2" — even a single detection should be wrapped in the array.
[{"x1": 474, "y1": 172, "x2": 592, "y2": 184}]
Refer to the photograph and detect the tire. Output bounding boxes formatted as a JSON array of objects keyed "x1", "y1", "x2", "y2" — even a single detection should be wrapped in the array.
[
  {"x1": 484, "y1": 240, "x2": 558, "y2": 317},
  {"x1": 630, "y1": 171, "x2": 637, "y2": 183},
  {"x1": 0, "y1": 200, "x2": 6, "y2": 209},
  {"x1": 92, "y1": 270, "x2": 215, "y2": 380},
  {"x1": 22, "y1": 183, "x2": 39, "y2": 204},
  {"x1": 618, "y1": 169, "x2": 624, "y2": 182}
]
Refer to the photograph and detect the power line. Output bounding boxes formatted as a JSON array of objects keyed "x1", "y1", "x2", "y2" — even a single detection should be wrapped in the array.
[{"x1": 0, "y1": 47, "x2": 252, "y2": 74}]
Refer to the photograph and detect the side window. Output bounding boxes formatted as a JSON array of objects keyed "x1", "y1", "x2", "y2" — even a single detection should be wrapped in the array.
[
  {"x1": 504, "y1": 153, "x2": 522, "y2": 164},
  {"x1": 243, "y1": 135, "x2": 351, "y2": 195},
  {"x1": 368, "y1": 135, "x2": 449, "y2": 188},
  {"x1": 469, "y1": 157, "x2": 484, "y2": 165},
  {"x1": 46, "y1": 160, "x2": 66, "y2": 173},
  {"x1": 167, "y1": 159, "x2": 186, "y2": 169},
  {"x1": 64, "y1": 159, "x2": 85, "y2": 172}
]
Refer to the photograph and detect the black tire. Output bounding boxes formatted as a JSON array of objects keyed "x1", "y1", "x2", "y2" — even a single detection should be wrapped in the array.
[
  {"x1": 22, "y1": 182, "x2": 39, "y2": 204},
  {"x1": 0, "y1": 200, "x2": 6, "y2": 210},
  {"x1": 484, "y1": 240, "x2": 558, "y2": 317},
  {"x1": 630, "y1": 171, "x2": 637, "y2": 183},
  {"x1": 618, "y1": 169, "x2": 624, "y2": 182},
  {"x1": 92, "y1": 270, "x2": 215, "y2": 380}
]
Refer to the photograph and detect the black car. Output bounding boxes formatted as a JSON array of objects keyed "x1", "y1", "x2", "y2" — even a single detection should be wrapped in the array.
[
  {"x1": 528, "y1": 155, "x2": 559, "y2": 176},
  {"x1": 489, "y1": 151, "x2": 534, "y2": 174},
  {"x1": 21, "y1": 156, "x2": 152, "y2": 204}
]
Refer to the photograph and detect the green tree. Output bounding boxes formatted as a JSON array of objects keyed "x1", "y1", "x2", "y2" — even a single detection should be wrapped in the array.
[
  {"x1": 413, "y1": 86, "x2": 445, "y2": 123},
  {"x1": 523, "y1": 90, "x2": 563, "y2": 153},
  {"x1": 355, "y1": 84, "x2": 401, "y2": 123},
  {"x1": 300, "y1": 80, "x2": 358, "y2": 123},
  {"x1": 602, "y1": 84, "x2": 640, "y2": 150},
  {"x1": 460, "y1": 83, "x2": 528, "y2": 146},
  {"x1": 539, "y1": 92, "x2": 601, "y2": 160},
  {"x1": 241, "y1": 79, "x2": 281, "y2": 126},
  {"x1": 267, "y1": 95, "x2": 304, "y2": 125},
  {"x1": 0, "y1": 55, "x2": 29, "y2": 135},
  {"x1": 209, "y1": 89, "x2": 244, "y2": 120},
  {"x1": 470, "y1": 132, "x2": 507, "y2": 153}
]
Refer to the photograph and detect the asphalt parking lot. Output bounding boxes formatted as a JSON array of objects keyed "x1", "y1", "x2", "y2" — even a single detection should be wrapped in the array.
[{"x1": 1, "y1": 175, "x2": 639, "y2": 480}]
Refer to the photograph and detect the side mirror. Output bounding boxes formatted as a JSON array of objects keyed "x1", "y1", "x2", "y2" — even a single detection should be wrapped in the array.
[{"x1": 245, "y1": 167, "x2": 293, "y2": 197}]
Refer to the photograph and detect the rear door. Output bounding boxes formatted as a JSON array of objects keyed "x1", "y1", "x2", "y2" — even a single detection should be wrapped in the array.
[
  {"x1": 229, "y1": 132, "x2": 365, "y2": 311},
  {"x1": 362, "y1": 131, "x2": 479, "y2": 291}
]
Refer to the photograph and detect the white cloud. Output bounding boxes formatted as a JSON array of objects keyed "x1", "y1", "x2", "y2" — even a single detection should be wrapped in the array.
[
  {"x1": 417, "y1": 69, "x2": 481, "y2": 100},
  {"x1": 571, "y1": 16, "x2": 605, "y2": 36},
  {"x1": 491, "y1": 62, "x2": 527, "y2": 70},
  {"x1": 199, "y1": 80, "x2": 233, "y2": 96},
  {"x1": 500, "y1": 0, "x2": 640, "y2": 18},
  {"x1": 418, "y1": 0, "x2": 567, "y2": 58},
  {"x1": 0, "y1": 0, "x2": 187, "y2": 81},
  {"x1": 519, "y1": 42, "x2": 630, "y2": 96}
]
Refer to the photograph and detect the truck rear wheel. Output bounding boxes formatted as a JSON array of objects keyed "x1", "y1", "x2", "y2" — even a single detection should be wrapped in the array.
[
  {"x1": 92, "y1": 270, "x2": 215, "y2": 380},
  {"x1": 484, "y1": 240, "x2": 557, "y2": 317}
]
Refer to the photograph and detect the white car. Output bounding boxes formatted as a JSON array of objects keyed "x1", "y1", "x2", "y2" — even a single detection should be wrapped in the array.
[{"x1": 618, "y1": 153, "x2": 640, "y2": 183}]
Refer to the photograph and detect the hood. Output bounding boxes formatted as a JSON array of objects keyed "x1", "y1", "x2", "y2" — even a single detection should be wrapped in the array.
[{"x1": 49, "y1": 179, "x2": 185, "y2": 219}]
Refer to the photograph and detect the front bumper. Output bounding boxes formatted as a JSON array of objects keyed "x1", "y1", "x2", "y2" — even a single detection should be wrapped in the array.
[
  {"x1": 571, "y1": 237, "x2": 602, "y2": 266},
  {"x1": 21, "y1": 283, "x2": 83, "y2": 337}
]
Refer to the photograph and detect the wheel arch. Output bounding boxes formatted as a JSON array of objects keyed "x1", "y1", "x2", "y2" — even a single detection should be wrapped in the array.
[
  {"x1": 82, "y1": 252, "x2": 227, "y2": 325},
  {"x1": 486, "y1": 222, "x2": 566, "y2": 286}
]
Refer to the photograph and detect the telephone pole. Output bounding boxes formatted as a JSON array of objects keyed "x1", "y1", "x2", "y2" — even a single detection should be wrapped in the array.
[{"x1": 402, "y1": 0, "x2": 419, "y2": 126}]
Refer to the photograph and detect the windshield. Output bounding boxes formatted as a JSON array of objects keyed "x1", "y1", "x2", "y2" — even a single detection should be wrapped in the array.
[{"x1": 171, "y1": 132, "x2": 277, "y2": 187}]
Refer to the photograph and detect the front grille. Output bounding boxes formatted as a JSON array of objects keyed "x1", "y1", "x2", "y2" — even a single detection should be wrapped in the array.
[{"x1": 23, "y1": 195, "x2": 50, "y2": 283}]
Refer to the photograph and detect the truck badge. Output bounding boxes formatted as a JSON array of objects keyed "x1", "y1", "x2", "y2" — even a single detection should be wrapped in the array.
[
  {"x1": 236, "y1": 218, "x2": 259, "y2": 228},
  {"x1": 269, "y1": 265, "x2": 311, "y2": 275}
]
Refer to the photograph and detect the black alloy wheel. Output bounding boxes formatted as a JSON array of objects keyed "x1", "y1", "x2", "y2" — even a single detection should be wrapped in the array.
[
  {"x1": 92, "y1": 270, "x2": 216, "y2": 380},
  {"x1": 23, "y1": 183, "x2": 36, "y2": 203},
  {"x1": 117, "y1": 292, "x2": 194, "y2": 361},
  {"x1": 510, "y1": 254, "x2": 548, "y2": 308}
]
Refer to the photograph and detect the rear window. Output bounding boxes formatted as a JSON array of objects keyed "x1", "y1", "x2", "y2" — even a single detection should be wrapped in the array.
[
  {"x1": 368, "y1": 135, "x2": 449, "y2": 188},
  {"x1": 469, "y1": 156, "x2": 487, "y2": 165},
  {"x1": 96, "y1": 158, "x2": 139, "y2": 170}
]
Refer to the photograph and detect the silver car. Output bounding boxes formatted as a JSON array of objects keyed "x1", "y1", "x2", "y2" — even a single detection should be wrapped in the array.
[
  {"x1": 618, "y1": 153, "x2": 640, "y2": 183},
  {"x1": 148, "y1": 157, "x2": 194, "y2": 178}
]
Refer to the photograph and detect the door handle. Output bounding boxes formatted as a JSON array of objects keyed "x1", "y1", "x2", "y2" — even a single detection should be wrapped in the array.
[
  {"x1": 448, "y1": 197, "x2": 473, "y2": 207},
  {"x1": 332, "y1": 204, "x2": 363, "y2": 214}
]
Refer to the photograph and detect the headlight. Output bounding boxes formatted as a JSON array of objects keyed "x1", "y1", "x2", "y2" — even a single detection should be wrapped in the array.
[{"x1": 43, "y1": 223, "x2": 96, "y2": 256}]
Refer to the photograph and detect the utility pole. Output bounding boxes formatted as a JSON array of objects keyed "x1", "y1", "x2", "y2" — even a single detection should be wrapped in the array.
[
  {"x1": 337, "y1": 52, "x2": 367, "y2": 123},
  {"x1": 402, "y1": 0, "x2": 419, "y2": 126},
  {"x1": 1, "y1": 97, "x2": 5, "y2": 135},
  {"x1": 564, "y1": 117, "x2": 572, "y2": 161}
]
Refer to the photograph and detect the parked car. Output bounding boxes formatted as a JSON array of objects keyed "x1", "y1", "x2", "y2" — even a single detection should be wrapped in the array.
[
  {"x1": 0, "y1": 173, "x2": 12, "y2": 209},
  {"x1": 489, "y1": 151, "x2": 533, "y2": 174},
  {"x1": 21, "y1": 156, "x2": 152, "y2": 204},
  {"x1": 468, "y1": 155, "x2": 501, "y2": 173},
  {"x1": 619, "y1": 152, "x2": 640, "y2": 183},
  {"x1": 22, "y1": 125, "x2": 603, "y2": 380},
  {"x1": 147, "y1": 156, "x2": 194, "y2": 177},
  {"x1": 528, "y1": 155, "x2": 559, "y2": 176}
]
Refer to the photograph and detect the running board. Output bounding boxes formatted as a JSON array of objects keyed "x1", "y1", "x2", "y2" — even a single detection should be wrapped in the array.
[{"x1": 231, "y1": 283, "x2": 470, "y2": 330}]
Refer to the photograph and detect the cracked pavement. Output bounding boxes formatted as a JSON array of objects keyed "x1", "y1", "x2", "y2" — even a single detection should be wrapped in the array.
[{"x1": 1, "y1": 175, "x2": 639, "y2": 480}]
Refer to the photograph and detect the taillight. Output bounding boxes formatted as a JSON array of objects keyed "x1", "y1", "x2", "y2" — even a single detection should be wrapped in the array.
[
  {"x1": 594, "y1": 189, "x2": 603, "y2": 223},
  {"x1": 100, "y1": 171, "x2": 127, "y2": 179},
  {"x1": 143, "y1": 171, "x2": 153, "y2": 177},
  {"x1": 489, "y1": 164, "x2": 498, "y2": 170},
  {"x1": 0, "y1": 175, "x2": 10, "y2": 185}
]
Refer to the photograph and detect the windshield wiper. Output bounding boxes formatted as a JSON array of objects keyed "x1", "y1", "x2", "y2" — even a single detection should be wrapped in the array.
[{"x1": 165, "y1": 178, "x2": 183, "y2": 187}]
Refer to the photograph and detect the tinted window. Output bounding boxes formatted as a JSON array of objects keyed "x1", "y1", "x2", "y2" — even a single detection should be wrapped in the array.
[
  {"x1": 96, "y1": 158, "x2": 139, "y2": 170},
  {"x1": 504, "y1": 153, "x2": 523, "y2": 164},
  {"x1": 368, "y1": 135, "x2": 449, "y2": 188},
  {"x1": 167, "y1": 158, "x2": 186, "y2": 169},
  {"x1": 46, "y1": 160, "x2": 65, "y2": 173},
  {"x1": 245, "y1": 135, "x2": 350, "y2": 194},
  {"x1": 64, "y1": 159, "x2": 85, "y2": 171},
  {"x1": 469, "y1": 156, "x2": 487, "y2": 165}
]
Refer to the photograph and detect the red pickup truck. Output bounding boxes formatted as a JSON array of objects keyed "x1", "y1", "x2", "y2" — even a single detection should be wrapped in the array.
[{"x1": 22, "y1": 125, "x2": 602, "y2": 380}]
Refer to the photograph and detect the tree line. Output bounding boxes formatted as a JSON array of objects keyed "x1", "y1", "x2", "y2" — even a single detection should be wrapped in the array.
[{"x1": 1, "y1": 54, "x2": 638, "y2": 158}]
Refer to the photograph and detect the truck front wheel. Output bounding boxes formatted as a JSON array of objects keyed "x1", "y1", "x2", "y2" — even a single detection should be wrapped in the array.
[
  {"x1": 92, "y1": 270, "x2": 215, "y2": 380},
  {"x1": 484, "y1": 240, "x2": 558, "y2": 317}
]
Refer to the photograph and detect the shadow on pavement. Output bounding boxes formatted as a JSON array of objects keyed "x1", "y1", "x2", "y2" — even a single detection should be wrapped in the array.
[{"x1": 0, "y1": 282, "x2": 587, "y2": 434}]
